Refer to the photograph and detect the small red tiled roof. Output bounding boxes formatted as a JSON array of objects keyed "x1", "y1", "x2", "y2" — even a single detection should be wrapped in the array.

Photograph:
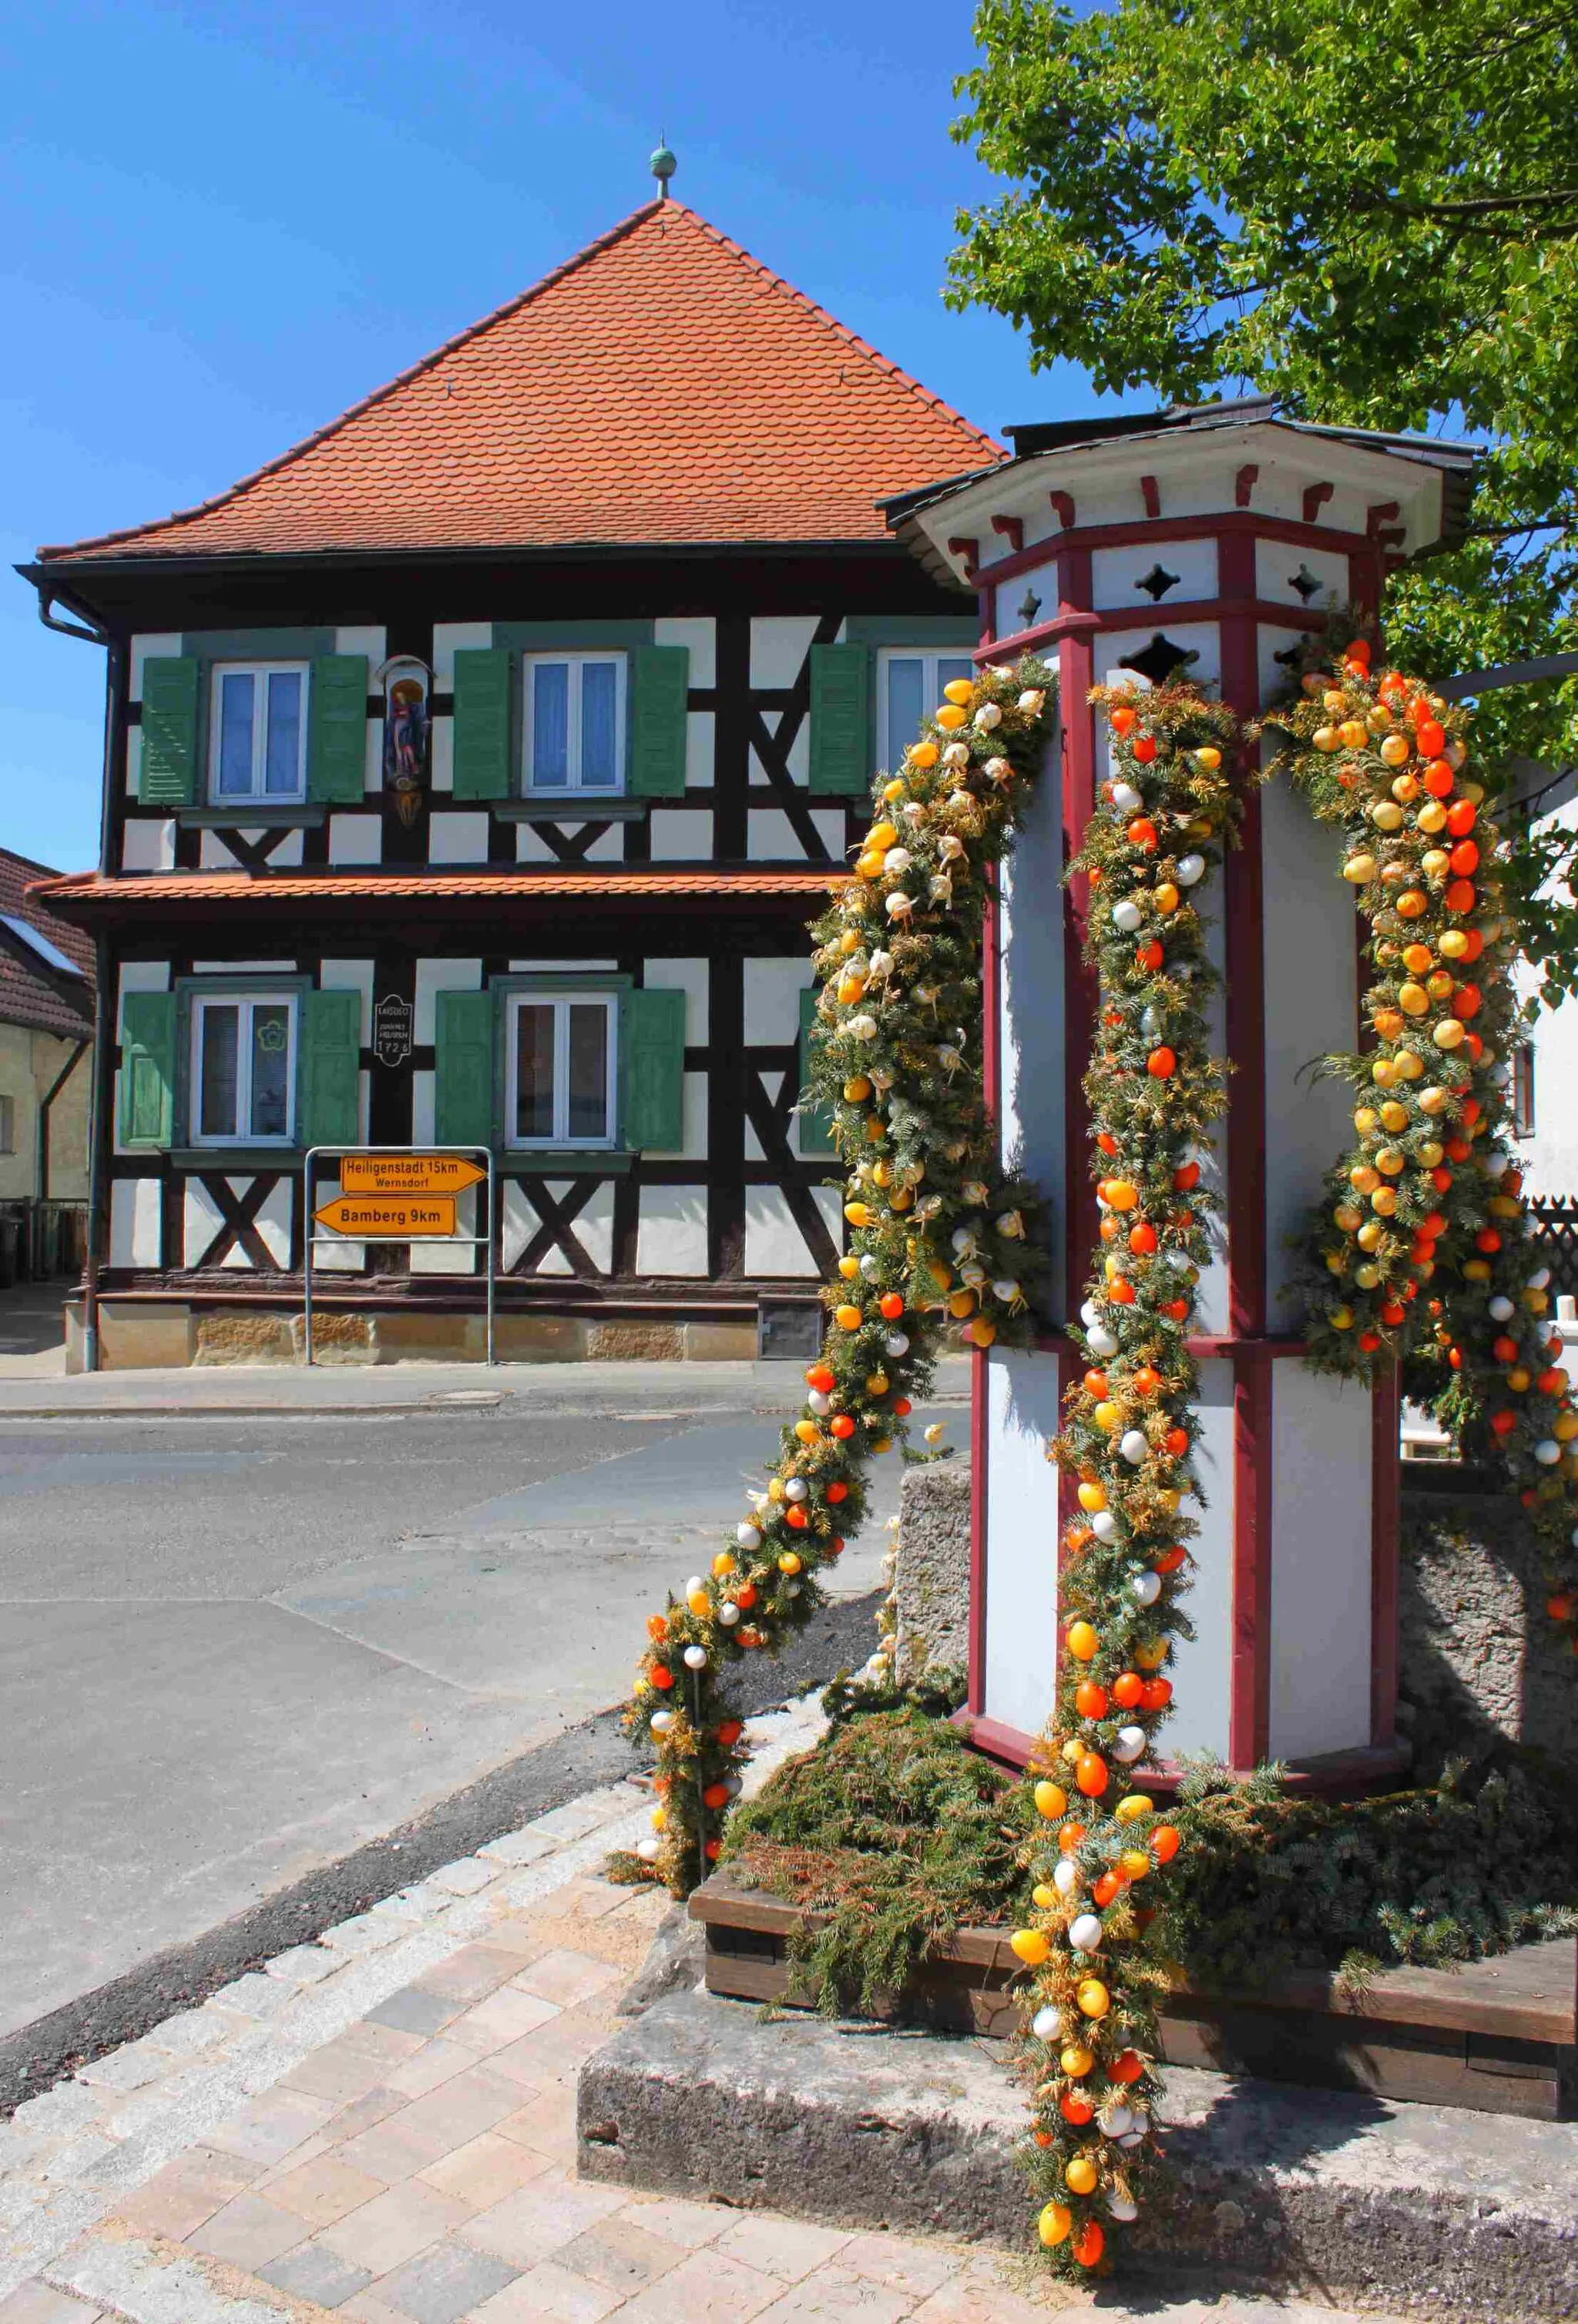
[
  {"x1": 0, "y1": 849, "x2": 96, "y2": 1039},
  {"x1": 33, "y1": 868, "x2": 842, "y2": 915},
  {"x1": 39, "y1": 202, "x2": 1002, "y2": 564}
]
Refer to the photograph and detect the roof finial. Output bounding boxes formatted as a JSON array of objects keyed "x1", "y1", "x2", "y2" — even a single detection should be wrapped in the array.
[{"x1": 650, "y1": 137, "x2": 677, "y2": 200}]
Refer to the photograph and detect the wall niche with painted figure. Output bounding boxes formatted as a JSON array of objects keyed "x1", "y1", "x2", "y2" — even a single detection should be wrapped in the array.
[{"x1": 378, "y1": 657, "x2": 431, "y2": 825}]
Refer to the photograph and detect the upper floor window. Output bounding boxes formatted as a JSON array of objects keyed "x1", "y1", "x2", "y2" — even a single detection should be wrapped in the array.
[
  {"x1": 191, "y1": 992, "x2": 297, "y2": 1145},
  {"x1": 505, "y1": 991, "x2": 618, "y2": 1148},
  {"x1": 211, "y1": 664, "x2": 309, "y2": 801},
  {"x1": 523, "y1": 653, "x2": 626, "y2": 794},
  {"x1": 877, "y1": 650, "x2": 975, "y2": 770}
]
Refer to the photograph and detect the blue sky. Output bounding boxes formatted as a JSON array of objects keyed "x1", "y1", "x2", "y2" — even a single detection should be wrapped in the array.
[{"x1": 2, "y1": 0, "x2": 1130, "y2": 870}]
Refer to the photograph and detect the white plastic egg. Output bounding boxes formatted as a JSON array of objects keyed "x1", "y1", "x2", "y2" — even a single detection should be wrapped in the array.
[
  {"x1": 1176, "y1": 852, "x2": 1206, "y2": 886},
  {"x1": 1131, "y1": 1570, "x2": 1162, "y2": 1607},
  {"x1": 1111, "y1": 898, "x2": 1144, "y2": 935},
  {"x1": 1113, "y1": 1726, "x2": 1147, "y2": 1763},
  {"x1": 1069, "y1": 1913, "x2": 1103, "y2": 1953},
  {"x1": 1032, "y1": 2005, "x2": 1063, "y2": 2043},
  {"x1": 1120, "y1": 1429, "x2": 1149, "y2": 1466},
  {"x1": 683, "y1": 1645, "x2": 708, "y2": 1671}
]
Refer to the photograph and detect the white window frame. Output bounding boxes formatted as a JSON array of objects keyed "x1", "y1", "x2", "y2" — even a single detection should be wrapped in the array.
[
  {"x1": 504, "y1": 991, "x2": 619, "y2": 1150},
  {"x1": 189, "y1": 991, "x2": 298, "y2": 1147},
  {"x1": 522, "y1": 652, "x2": 627, "y2": 797},
  {"x1": 876, "y1": 646, "x2": 977, "y2": 771},
  {"x1": 208, "y1": 661, "x2": 311, "y2": 804}
]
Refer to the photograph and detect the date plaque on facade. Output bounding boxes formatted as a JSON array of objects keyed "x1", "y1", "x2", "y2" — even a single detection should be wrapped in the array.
[{"x1": 373, "y1": 994, "x2": 415, "y2": 1069}]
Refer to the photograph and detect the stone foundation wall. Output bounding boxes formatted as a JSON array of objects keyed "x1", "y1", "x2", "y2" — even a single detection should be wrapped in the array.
[
  {"x1": 66, "y1": 1301, "x2": 759, "y2": 1372},
  {"x1": 893, "y1": 1461, "x2": 1578, "y2": 1771}
]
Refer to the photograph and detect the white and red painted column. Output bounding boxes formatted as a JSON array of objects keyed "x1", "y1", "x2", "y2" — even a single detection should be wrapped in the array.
[{"x1": 905, "y1": 413, "x2": 1470, "y2": 1780}]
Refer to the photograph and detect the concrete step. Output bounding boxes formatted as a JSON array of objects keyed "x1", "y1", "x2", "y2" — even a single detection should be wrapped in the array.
[{"x1": 576, "y1": 1985, "x2": 1578, "y2": 2319}]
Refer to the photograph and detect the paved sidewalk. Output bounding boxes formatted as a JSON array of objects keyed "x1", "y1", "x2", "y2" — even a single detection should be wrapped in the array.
[
  {"x1": 0, "y1": 1358, "x2": 969, "y2": 1418},
  {"x1": 0, "y1": 1698, "x2": 1405, "y2": 2324}
]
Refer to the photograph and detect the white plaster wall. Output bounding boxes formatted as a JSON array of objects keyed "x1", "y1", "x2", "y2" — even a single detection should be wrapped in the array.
[
  {"x1": 335, "y1": 625, "x2": 385, "y2": 663},
  {"x1": 109, "y1": 1177, "x2": 162, "y2": 1267},
  {"x1": 982, "y1": 1349, "x2": 1065, "y2": 1741},
  {"x1": 1091, "y1": 536, "x2": 1217, "y2": 612},
  {"x1": 1260, "y1": 757, "x2": 1360, "y2": 1319},
  {"x1": 1254, "y1": 540, "x2": 1347, "y2": 612},
  {"x1": 743, "y1": 959, "x2": 811, "y2": 1046},
  {"x1": 648, "y1": 1073, "x2": 708, "y2": 1162},
  {"x1": 750, "y1": 616, "x2": 819, "y2": 690},
  {"x1": 411, "y1": 1069, "x2": 435, "y2": 1144},
  {"x1": 997, "y1": 725, "x2": 1065, "y2": 1313},
  {"x1": 431, "y1": 718, "x2": 454, "y2": 793},
  {"x1": 1157, "y1": 1355, "x2": 1236, "y2": 1761},
  {"x1": 122, "y1": 818, "x2": 176, "y2": 872},
  {"x1": 640, "y1": 958, "x2": 707, "y2": 1041},
  {"x1": 502, "y1": 1181, "x2": 538, "y2": 1272},
  {"x1": 649, "y1": 811, "x2": 713, "y2": 861},
  {"x1": 1268, "y1": 1362, "x2": 1374, "y2": 1760},
  {"x1": 1093, "y1": 622, "x2": 1221, "y2": 785},
  {"x1": 329, "y1": 815, "x2": 382, "y2": 866},
  {"x1": 744, "y1": 1184, "x2": 840, "y2": 1275},
  {"x1": 1519, "y1": 798, "x2": 1578, "y2": 1197},
  {"x1": 129, "y1": 635, "x2": 183, "y2": 700},
  {"x1": 747, "y1": 808, "x2": 842, "y2": 859},
  {"x1": 125, "y1": 727, "x2": 142, "y2": 798},
  {"x1": 683, "y1": 711, "x2": 715, "y2": 789},
  {"x1": 189, "y1": 960, "x2": 296, "y2": 974},
  {"x1": 428, "y1": 813, "x2": 490, "y2": 865},
  {"x1": 414, "y1": 959, "x2": 482, "y2": 1043},
  {"x1": 994, "y1": 559, "x2": 1059, "y2": 645},
  {"x1": 636, "y1": 1184, "x2": 709, "y2": 1275},
  {"x1": 654, "y1": 615, "x2": 717, "y2": 689},
  {"x1": 431, "y1": 621, "x2": 494, "y2": 686},
  {"x1": 308, "y1": 1166, "x2": 364, "y2": 1271}
]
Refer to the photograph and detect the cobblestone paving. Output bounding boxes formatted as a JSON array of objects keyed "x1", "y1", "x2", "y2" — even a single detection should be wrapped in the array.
[{"x1": 1, "y1": 1700, "x2": 1406, "y2": 2324}]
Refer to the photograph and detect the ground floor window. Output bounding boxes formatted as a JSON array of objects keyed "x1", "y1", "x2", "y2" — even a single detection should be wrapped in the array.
[
  {"x1": 191, "y1": 992, "x2": 297, "y2": 1144},
  {"x1": 0, "y1": 1096, "x2": 13, "y2": 1154},
  {"x1": 505, "y1": 992, "x2": 617, "y2": 1147},
  {"x1": 878, "y1": 649, "x2": 975, "y2": 769}
]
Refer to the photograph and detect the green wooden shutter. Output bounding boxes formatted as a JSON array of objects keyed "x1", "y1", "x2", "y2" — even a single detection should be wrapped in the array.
[
  {"x1": 119, "y1": 992, "x2": 176, "y2": 1149},
  {"x1": 139, "y1": 656, "x2": 200, "y2": 806},
  {"x1": 797, "y1": 986, "x2": 838, "y2": 1157},
  {"x1": 300, "y1": 989, "x2": 362, "y2": 1146},
  {"x1": 435, "y1": 989, "x2": 495, "y2": 1147},
  {"x1": 808, "y1": 643, "x2": 871, "y2": 795},
  {"x1": 628, "y1": 646, "x2": 690, "y2": 798},
  {"x1": 307, "y1": 655, "x2": 368, "y2": 804},
  {"x1": 452, "y1": 648, "x2": 512, "y2": 801},
  {"x1": 620, "y1": 987, "x2": 687, "y2": 1150}
]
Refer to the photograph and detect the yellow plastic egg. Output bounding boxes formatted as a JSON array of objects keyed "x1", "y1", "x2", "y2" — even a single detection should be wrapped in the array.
[
  {"x1": 1032, "y1": 1882, "x2": 1057, "y2": 1909},
  {"x1": 1120, "y1": 1848, "x2": 1151, "y2": 1879},
  {"x1": 1093, "y1": 1400, "x2": 1122, "y2": 1432},
  {"x1": 1039, "y1": 2201, "x2": 1073, "y2": 2248},
  {"x1": 1116, "y1": 1794, "x2": 1150, "y2": 1822},
  {"x1": 1066, "y1": 2154, "x2": 1100, "y2": 2195},
  {"x1": 942, "y1": 677, "x2": 975, "y2": 707},
  {"x1": 1076, "y1": 1979, "x2": 1110, "y2": 2019},
  {"x1": 1010, "y1": 1928, "x2": 1050, "y2": 1966},
  {"x1": 1060, "y1": 2044, "x2": 1094, "y2": 2079},
  {"x1": 1077, "y1": 1482, "x2": 1107, "y2": 1514}
]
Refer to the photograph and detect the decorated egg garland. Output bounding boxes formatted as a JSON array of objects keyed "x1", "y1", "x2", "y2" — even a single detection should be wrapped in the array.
[
  {"x1": 1265, "y1": 643, "x2": 1578, "y2": 1641},
  {"x1": 1015, "y1": 682, "x2": 1242, "y2": 2275},
  {"x1": 625, "y1": 658, "x2": 1054, "y2": 1893}
]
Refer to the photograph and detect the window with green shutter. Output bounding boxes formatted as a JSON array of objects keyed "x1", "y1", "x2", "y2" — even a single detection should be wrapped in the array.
[
  {"x1": 435, "y1": 989, "x2": 496, "y2": 1146},
  {"x1": 452, "y1": 649, "x2": 512, "y2": 801},
  {"x1": 808, "y1": 642, "x2": 871, "y2": 795},
  {"x1": 797, "y1": 985, "x2": 838, "y2": 1157},
  {"x1": 307, "y1": 656, "x2": 369, "y2": 804},
  {"x1": 300, "y1": 989, "x2": 363, "y2": 1145},
  {"x1": 119, "y1": 992, "x2": 177, "y2": 1149},
  {"x1": 619, "y1": 986, "x2": 687, "y2": 1149},
  {"x1": 139, "y1": 657, "x2": 201, "y2": 807},
  {"x1": 628, "y1": 645, "x2": 690, "y2": 797}
]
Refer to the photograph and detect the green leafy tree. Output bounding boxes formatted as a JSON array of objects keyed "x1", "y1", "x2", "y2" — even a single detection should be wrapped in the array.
[{"x1": 948, "y1": 0, "x2": 1578, "y2": 999}]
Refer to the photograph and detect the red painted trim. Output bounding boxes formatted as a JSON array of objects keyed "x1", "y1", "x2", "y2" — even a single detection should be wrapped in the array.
[
  {"x1": 1058, "y1": 549, "x2": 1098, "y2": 1331},
  {"x1": 948, "y1": 536, "x2": 980, "y2": 579},
  {"x1": 1049, "y1": 491, "x2": 1078, "y2": 529},
  {"x1": 1235, "y1": 464, "x2": 1259, "y2": 508},
  {"x1": 974, "y1": 509, "x2": 1384, "y2": 591},
  {"x1": 955, "y1": 1710, "x2": 1038, "y2": 1770},
  {"x1": 969, "y1": 1345, "x2": 989, "y2": 1717},
  {"x1": 1365, "y1": 501, "x2": 1400, "y2": 536},
  {"x1": 1371, "y1": 1361, "x2": 1402, "y2": 1745},
  {"x1": 990, "y1": 513, "x2": 1024, "y2": 553},
  {"x1": 1302, "y1": 481, "x2": 1335, "y2": 523},
  {"x1": 1140, "y1": 475, "x2": 1160, "y2": 519}
]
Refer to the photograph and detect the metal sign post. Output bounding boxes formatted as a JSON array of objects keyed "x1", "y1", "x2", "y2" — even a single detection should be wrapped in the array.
[{"x1": 303, "y1": 1144, "x2": 496, "y2": 1367}]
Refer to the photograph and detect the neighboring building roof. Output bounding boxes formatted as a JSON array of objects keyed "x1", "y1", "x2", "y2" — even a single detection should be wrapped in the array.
[
  {"x1": 36, "y1": 201, "x2": 1002, "y2": 566},
  {"x1": 0, "y1": 850, "x2": 96, "y2": 1039},
  {"x1": 32, "y1": 867, "x2": 841, "y2": 918}
]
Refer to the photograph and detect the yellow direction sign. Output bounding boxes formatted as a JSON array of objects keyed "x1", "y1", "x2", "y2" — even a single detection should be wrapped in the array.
[
  {"x1": 314, "y1": 1194, "x2": 458, "y2": 1239},
  {"x1": 339, "y1": 1154, "x2": 486, "y2": 1196}
]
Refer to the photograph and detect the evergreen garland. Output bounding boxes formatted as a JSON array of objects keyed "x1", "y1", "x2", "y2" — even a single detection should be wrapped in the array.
[
  {"x1": 1011, "y1": 681, "x2": 1244, "y2": 2275},
  {"x1": 1263, "y1": 641, "x2": 1578, "y2": 1645},
  {"x1": 622, "y1": 659, "x2": 1055, "y2": 1896}
]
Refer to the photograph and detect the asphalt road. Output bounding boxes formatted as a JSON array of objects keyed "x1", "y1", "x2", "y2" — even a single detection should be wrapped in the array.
[{"x1": 0, "y1": 1395, "x2": 931, "y2": 2040}]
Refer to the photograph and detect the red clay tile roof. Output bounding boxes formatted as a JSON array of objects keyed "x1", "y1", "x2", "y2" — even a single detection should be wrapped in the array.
[
  {"x1": 39, "y1": 203, "x2": 1002, "y2": 564},
  {"x1": 0, "y1": 850, "x2": 96, "y2": 1039},
  {"x1": 33, "y1": 868, "x2": 842, "y2": 915}
]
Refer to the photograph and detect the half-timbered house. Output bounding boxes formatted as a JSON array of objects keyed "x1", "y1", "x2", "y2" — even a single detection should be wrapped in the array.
[{"x1": 21, "y1": 190, "x2": 1002, "y2": 1368}]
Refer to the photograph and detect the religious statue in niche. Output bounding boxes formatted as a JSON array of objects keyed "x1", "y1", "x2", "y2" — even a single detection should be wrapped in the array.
[{"x1": 378, "y1": 657, "x2": 431, "y2": 826}]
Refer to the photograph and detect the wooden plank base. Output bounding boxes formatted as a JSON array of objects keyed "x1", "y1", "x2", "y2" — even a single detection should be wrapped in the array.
[{"x1": 692, "y1": 1872, "x2": 1576, "y2": 2121}]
